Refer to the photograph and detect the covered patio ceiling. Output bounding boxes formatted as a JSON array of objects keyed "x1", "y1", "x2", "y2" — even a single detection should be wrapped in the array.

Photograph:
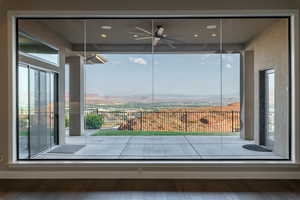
[{"x1": 20, "y1": 18, "x2": 279, "y2": 53}]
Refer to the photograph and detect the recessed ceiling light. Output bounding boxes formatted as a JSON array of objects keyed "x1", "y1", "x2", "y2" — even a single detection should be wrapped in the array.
[
  {"x1": 101, "y1": 25, "x2": 112, "y2": 30},
  {"x1": 206, "y1": 25, "x2": 217, "y2": 29},
  {"x1": 211, "y1": 33, "x2": 217, "y2": 37},
  {"x1": 133, "y1": 34, "x2": 139, "y2": 38},
  {"x1": 194, "y1": 34, "x2": 199, "y2": 38},
  {"x1": 101, "y1": 34, "x2": 107, "y2": 38}
]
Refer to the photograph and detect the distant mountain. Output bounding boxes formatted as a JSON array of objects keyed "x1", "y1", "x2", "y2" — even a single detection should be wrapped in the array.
[
  {"x1": 85, "y1": 93, "x2": 125, "y2": 105},
  {"x1": 84, "y1": 93, "x2": 240, "y2": 105}
]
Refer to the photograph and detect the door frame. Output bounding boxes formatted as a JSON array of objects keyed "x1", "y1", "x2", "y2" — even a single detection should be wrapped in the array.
[{"x1": 259, "y1": 68, "x2": 275, "y2": 150}]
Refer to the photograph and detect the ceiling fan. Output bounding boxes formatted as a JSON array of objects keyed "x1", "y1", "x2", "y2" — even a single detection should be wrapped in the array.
[{"x1": 129, "y1": 25, "x2": 180, "y2": 48}]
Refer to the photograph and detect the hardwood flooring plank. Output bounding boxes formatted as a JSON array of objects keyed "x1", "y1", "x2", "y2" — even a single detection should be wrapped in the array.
[{"x1": 0, "y1": 180, "x2": 300, "y2": 200}]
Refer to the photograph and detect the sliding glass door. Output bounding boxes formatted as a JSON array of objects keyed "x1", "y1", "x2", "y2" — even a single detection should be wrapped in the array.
[{"x1": 18, "y1": 64, "x2": 58, "y2": 159}]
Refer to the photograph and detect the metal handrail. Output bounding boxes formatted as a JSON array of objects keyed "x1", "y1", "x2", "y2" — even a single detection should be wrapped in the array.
[{"x1": 86, "y1": 110, "x2": 241, "y2": 133}]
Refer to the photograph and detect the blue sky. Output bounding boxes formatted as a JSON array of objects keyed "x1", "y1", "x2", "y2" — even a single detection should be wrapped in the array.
[
  {"x1": 19, "y1": 53, "x2": 240, "y2": 107},
  {"x1": 84, "y1": 53, "x2": 240, "y2": 97}
]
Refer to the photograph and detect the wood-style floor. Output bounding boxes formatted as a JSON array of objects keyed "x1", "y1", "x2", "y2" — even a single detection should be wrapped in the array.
[{"x1": 0, "y1": 179, "x2": 300, "y2": 199}]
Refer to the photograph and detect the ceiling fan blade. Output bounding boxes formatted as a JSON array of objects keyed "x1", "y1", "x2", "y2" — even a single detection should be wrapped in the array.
[
  {"x1": 128, "y1": 31, "x2": 149, "y2": 36},
  {"x1": 161, "y1": 39, "x2": 176, "y2": 49},
  {"x1": 167, "y1": 42, "x2": 176, "y2": 49},
  {"x1": 162, "y1": 35, "x2": 184, "y2": 39},
  {"x1": 136, "y1": 26, "x2": 153, "y2": 35},
  {"x1": 162, "y1": 37, "x2": 184, "y2": 44},
  {"x1": 134, "y1": 36, "x2": 153, "y2": 40}
]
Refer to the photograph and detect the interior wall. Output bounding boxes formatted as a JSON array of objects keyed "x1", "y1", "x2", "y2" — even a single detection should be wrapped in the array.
[
  {"x1": 0, "y1": 0, "x2": 299, "y2": 176},
  {"x1": 245, "y1": 19, "x2": 289, "y2": 157},
  {"x1": 2, "y1": 0, "x2": 298, "y2": 10}
]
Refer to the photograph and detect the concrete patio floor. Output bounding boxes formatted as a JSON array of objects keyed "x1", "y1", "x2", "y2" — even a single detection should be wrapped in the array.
[{"x1": 35, "y1": 135, "x2": 282, "y2": 159}]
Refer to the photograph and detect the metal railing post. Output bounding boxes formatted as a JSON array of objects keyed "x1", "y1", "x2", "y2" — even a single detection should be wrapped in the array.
[
  {"x1": 185, "y1": 111, "x2": 188, "y2": 132},
  {"x1": 140, "y1": 112, "x2": 143, "y2": 131},
  {"x1": 232, "y1": 111, "x2": 234, "y2": 132}
]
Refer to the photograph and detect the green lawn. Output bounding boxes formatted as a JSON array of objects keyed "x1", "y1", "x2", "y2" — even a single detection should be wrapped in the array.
[
  {"x1": 19, "y1": 130, "x2": 29, "y2": 136},
  {"x1": 91, "y1": 129, "x2": 240, "y2": 136},
  {"x1": 19, "y1": 129, "x2": 240, "y2": 136}
]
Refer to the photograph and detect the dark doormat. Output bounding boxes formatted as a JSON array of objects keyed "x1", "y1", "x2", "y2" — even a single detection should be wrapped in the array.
[
  {"x1": 48, "y1": 145, "x2": 85, "y2": 154},
  {"x1": 242, "y1": 144, "x2": 272, "y2": 152}
]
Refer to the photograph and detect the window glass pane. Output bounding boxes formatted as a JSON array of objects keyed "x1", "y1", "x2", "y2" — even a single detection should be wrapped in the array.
[
  {"x1": 16, "y1": 17, "x2": 290, "y2": 160},
  {"x1": 84, "y1": 19, "x2": 153, "y2": 142}
]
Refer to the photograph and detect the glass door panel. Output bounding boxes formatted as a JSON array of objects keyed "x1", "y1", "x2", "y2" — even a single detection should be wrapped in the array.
[
  {"x1": 28, "y1": 67, "x2": 58, "y2": 158},
  {"x1": 18, "y1": 65, "x2": 29, "y2": 159},
  {"x1": 29, "y1": 68, "x2": 41, "y2": 156},
  {"x1": 265, "y1": 70, "x2": 275, "y2": 150},
  {"x1": 49, "y1": 73, "x2": 57, "y2": 146}
]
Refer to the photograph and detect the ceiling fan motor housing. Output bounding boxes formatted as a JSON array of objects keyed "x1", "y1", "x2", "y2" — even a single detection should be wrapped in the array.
[{"x1": 156, "y1": 25, "x2": 164, "y2": 36}]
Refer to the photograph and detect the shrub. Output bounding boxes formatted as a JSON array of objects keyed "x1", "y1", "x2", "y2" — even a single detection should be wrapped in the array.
[
  {"x1": 19, "y1": 118, "x2": 28, "y2": 129},
  {"x1": 85, "y1": 114, "x2": 104, "y2": 129},
  {"x1": 65, "y1": 117, "x2": 70, "y2": 128}
]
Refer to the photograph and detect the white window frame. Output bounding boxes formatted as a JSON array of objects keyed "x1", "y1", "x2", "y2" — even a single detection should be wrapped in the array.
[{"x1": 7, "y1": 10, "x2": 300, "y2": 174}]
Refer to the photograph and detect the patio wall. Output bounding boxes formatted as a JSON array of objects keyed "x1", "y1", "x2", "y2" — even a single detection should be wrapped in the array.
[{"x1": 245, "y1": 19, "x2": 289, "y2": 157}]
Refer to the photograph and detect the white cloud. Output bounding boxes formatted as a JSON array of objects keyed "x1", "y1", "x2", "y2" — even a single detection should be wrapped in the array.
[
  {"x1": 129, "y1": 57, "x2": 147, "y2": 65},
  {"x1": 225, "y1": 63, "x2": 233, "y2": 69}
]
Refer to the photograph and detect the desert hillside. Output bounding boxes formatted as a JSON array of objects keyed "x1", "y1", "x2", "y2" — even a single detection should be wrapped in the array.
[{"x1": 119, "y1": 103, "x2": 240, "y2": 133}]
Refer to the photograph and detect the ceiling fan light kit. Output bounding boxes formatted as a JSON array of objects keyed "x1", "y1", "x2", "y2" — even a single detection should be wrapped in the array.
[{"x1": 101, "y1": 25, "x2": 112, "y2": 30}]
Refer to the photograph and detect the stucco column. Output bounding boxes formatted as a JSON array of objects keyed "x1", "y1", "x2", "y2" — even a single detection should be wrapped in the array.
[
  {"x1": 240, "y1": 50, "x2": 254, "y2": 140},
  {"x1": 66, "y1": 56, "x2": 85, "y2": 136}
]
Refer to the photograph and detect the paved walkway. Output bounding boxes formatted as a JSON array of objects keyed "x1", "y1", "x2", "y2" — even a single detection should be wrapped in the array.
[{"x1": 36, "y1": 136, "x2": 281, "y2": 159}]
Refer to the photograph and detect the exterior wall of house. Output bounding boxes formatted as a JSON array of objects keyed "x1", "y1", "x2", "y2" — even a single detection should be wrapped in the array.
[
  {"x1": 17, "y1": 20, "x2": 71, "y2": 145},
  {"x1": 66, "y1": 56, "x2": 85, "y2": 136},
  {"x1": 245, "y1": 19, "x2": 290, "y2": 157},
  {"x1": 0, "y1": 0, "x2": 299, "y2": 178}
]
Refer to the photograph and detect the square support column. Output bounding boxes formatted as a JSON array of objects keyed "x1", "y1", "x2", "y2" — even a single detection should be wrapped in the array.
[
  {"x1": 240, "y1": 50, "x2": 254, "y2": 140},
  {"x1": 66, "y1": 56, "x2": 85, "y2": 136}
]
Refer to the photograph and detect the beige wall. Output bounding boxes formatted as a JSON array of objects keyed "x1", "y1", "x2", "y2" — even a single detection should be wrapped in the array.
[
  {"x1": 0, "y1": 0, "x2": 299, "y2": 177},
  {"x1": 2, "y1": 0, "x2": 299, "y2": 10},
  {"x1": 245, "y1": 19, "x2": 290, "y2": 157},
  {"x1": 241, "y1": 50, "x2": 255, "y2": 140}
]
